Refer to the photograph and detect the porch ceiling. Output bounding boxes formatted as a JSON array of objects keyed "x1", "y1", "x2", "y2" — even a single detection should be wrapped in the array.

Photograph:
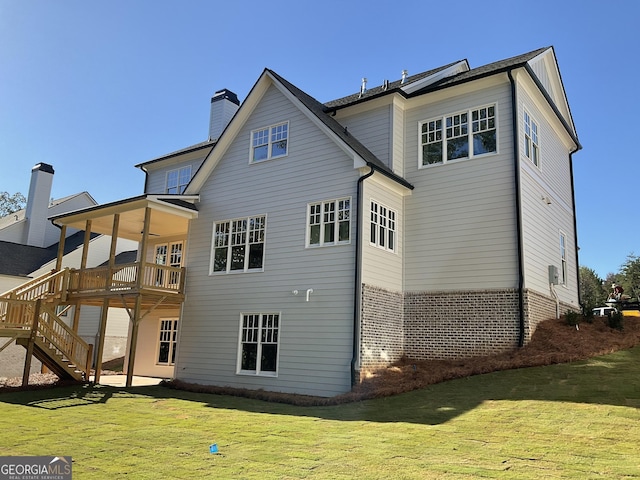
[{"x1": 50, "y1": 195, "x2": 199, "y2": 241}]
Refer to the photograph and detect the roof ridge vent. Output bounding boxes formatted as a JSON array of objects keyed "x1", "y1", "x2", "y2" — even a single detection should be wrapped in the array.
[{"x1": 401, "y1": 70, "x2": 408, "y2": 84}]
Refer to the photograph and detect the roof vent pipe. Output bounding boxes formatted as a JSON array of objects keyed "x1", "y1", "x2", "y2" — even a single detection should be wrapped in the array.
[
  {"x1": 383, "y1": 79, "x2": 389, "y2": 91},
  {"x1": 359, "y1": 77, "x2": 367, "y2": 97},
  {"x1": 401, "y1": 70, "x2": 408, "y2": 84}
]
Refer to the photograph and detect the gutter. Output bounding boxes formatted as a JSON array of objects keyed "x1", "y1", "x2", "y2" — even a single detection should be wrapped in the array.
[
  {"x1": 508, "y1": 70, "x2": 527, "y2": 348},
  {"x1": 352, "y1": 166, "x2": 375, "y2": 386}
]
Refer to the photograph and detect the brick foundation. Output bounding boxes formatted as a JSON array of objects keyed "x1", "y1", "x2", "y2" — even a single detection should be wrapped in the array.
[{"x1": 359, "y1": 284, "x2": 572, "y2": 373}]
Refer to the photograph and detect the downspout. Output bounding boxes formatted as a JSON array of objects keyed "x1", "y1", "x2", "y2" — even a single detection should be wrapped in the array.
[
  {"x1": 352, "y1": 165, "x2": 375, "y2": 386},
  {"x1": 569, "y1": 150, "x2": 581, "y2": 308},
  {"x1": 508, "y1": 70, "x2": 526, "y2": 347}
]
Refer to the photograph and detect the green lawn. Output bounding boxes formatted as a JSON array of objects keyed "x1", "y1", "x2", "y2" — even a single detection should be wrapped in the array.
[{"x1": 2, "y1": 347, "x2": 640, "y2": 479}]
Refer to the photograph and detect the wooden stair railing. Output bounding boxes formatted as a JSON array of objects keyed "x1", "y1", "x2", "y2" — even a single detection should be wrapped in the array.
[
  {"x1": 1, "y1": 273, "x2": 92, "y2": 383},
  {"x1": 1, "y1": 269, "x2": 69, "y2": 302}
]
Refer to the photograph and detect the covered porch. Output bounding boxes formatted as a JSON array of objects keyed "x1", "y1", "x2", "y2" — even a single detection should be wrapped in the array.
[{"x1": 50, "y1": 194, "x2": 199, "y2": 387}]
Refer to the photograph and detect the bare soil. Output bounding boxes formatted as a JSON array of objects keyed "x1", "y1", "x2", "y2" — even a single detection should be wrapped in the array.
[{"x1": 3, "y1": 316, "x2": 639, "y2": 405}]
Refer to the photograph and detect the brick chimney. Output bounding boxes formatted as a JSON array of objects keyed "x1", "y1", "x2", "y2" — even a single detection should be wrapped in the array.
[
  {"x1": 209, "y1": 89, "x2": 240, "y2": 142},
  {"x1": 24, "y1": 162, "x2": 54, "y2": 247}
]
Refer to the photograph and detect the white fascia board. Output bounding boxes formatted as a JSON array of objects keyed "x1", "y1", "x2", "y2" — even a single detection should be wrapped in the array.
[
  {"x1": 184, "y1": 73, "x2": 272, "y2": 195},
  {"x1": 401, "y1": 61, "x2": 470, "y2": 95}
]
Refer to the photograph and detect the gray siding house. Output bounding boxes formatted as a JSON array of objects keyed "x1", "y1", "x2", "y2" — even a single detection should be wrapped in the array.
[{"x1": 49, "y1": 47, "x2": 580, "y2": 397}]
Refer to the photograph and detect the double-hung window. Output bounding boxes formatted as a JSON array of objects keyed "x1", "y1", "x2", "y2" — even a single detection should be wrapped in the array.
[
  {"x1": 166, "y1": 166, "x2": 192, "y2": 194},
  {"x1": 237, "y1": 313, "x2": 280, "y2": 376},
  {"x1": 370, "y1": 200, "x2": 397, "y2": 252},
  {"x1": 560, "y1": 231, "x2": 567, "y2": 286},
  {"x1": 420, "y1": 104, "x2": 497, "y2": 166},
  {"x1": 157, "y1": 319, "x2": 178, "y2": 365},
  {"x1": 211, "y1": 215, "x2": 266, "y2": 273},
  {"x1": 307, "y1": 198, "x2": 350, "y2": 247},
  {"x1": 524, "y1": 110, "x2": 540, "y2": 167},
  {"x1": 251, "y1": 122, "x2": 289, "y2": 162}
]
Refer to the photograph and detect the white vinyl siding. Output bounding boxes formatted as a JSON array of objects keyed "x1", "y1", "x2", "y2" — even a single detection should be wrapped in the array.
[
  {"x1": 404, "y1": 80, "x2": 517, "y2": 290},
  {"x1": 176, "y1": 84, "x2": 357, "y2": 397},
  {"x1": 518, "y1": 81, "x2": 578, "y2": 306},
  {"x1": 334, "y1": 105, "x2": 392, "y2": 168},
  {"x1": 361, "y1": 180, "x2": 403, "y2": 291},
  {"x1": 143, "y1": 156, "x2": 207, "y2": 194}
]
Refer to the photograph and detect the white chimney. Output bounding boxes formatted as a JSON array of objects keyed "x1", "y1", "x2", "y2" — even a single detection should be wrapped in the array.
[
  {"x1": 209, "y1": 89, "x2": 240, "y2": 142},
  {"x1": 24, "y1": 162, "x2": 54, "y2": 247}
]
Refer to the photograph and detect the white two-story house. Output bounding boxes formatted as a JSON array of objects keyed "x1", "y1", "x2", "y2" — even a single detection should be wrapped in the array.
[{"x1": 45, "y1": 46, "x2": 580, "y2": 397}]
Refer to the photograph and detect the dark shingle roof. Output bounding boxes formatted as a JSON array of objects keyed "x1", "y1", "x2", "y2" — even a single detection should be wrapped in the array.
[
  {"x1": 98, "y1": 250, "x2": 138, "y2": 267},
  {"x1": 0, "y1": 231, "x2": 97, "y2": 277},
  {"x1": 135, "y1": 140, "x2": 216, "y2": 169},
  {"x1": 267, "y1": 69, "x2": 414, "y2": 190},
  {"x1": 324, "y1": 47, "x2": 549, "y2": 109},
  {"x1": 324, "y1": 59, "x2": 465, "y2": 109}
]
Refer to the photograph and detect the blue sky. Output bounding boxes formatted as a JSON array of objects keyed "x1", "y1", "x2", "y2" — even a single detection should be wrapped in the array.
[{"x1": 0, "y1": 0, "x2": 637, "y2": 278}]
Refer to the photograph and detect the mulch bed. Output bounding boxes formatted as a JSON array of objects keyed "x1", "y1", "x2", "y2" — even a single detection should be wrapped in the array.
[{"x1": 4, "y1": 316, "x2": 639, "y2": 405}]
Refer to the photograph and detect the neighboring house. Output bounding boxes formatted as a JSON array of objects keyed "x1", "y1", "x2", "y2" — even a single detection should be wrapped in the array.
[
  {"x1": 43, "y1": 46, "x2": 580, "y2": 397},
  {"x1": 0, "y1": 164, "x2": 135, "y2": 378}
]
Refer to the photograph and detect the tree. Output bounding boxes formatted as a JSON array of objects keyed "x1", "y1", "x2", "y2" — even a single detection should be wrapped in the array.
[
  {"x1": 579, "y1": 266, "x2": 608, "y2": 309},
  {"x1": 619, "y1": 253, "x2": 640, "y2": 300},
  {"x1": 0, "y1": 191, "x2": 26, "y2": 216}
]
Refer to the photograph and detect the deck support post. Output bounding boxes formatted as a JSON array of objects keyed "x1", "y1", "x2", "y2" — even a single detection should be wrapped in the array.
[
  {"x1": 125, "y1": 296, "x2": 143, "y2": 387},
  {"x1": 107, "y1": 214, "x2": 120, "y2": 291},
  {"x1": 55, "y1": 225, "x2": 67, "y2": 271},
  {"x1": 93, "y1": 298, "x2": 109, "y2": 384},
  {"x1": 21, "y1": 300, "x2": 41, "y2": 387}
]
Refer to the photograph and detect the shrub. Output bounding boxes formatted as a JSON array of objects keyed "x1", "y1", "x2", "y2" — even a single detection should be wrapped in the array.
[
  {"x1": 607, "y1": 311, "x2": 624, "y2": 331},
  {"x1": 565, "y1": 310, "x2": 581, "y2": 327}
]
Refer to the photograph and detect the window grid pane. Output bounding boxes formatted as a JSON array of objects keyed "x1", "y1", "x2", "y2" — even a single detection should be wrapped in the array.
[
  {"x1": 370, "y1": 201, "x2": 397, "y2": 252},
  {"x1": 252, "y1": 123, "x2": 288, "y2": 161},
  {"x1": 212, "y1": 217, "x2": 266, "y2": 273},
  {"x1": 421, "y1": 105, "x2": 496, "y2": 165},
  {"x1": 307, "y1": 198, "x2": 350, "y2": 247},
  {"x1": 240, "y1": 314, "x2": 279, "y2": 374}
]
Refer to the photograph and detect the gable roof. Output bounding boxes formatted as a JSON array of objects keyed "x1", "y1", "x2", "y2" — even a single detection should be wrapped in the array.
[
  {"x1": 186, "y1": 69, "x2": 414, "y2": 194},
  {"x1": 0, "y1": 231, "x2": 96, "y2": 277},
  {"x1": 323, "y1": 46, "x2": 579, "y2": 149},
  {"x1": 266, "y1": 70, "x2": 414, "y2": 190}
]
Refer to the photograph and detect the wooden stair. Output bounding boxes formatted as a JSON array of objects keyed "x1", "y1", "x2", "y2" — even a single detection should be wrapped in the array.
[
  {"x1": 16, "y1": 335, "x2": 87, "y2": 381},
  {"x1": 1, "y1": 270, "x2": 92, "y2": 385}
]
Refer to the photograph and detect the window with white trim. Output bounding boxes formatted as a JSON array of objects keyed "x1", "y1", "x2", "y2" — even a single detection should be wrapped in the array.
[
  {"x1": 560, "y1": 231, "x2": 567, "y2": 285},
  {"x1": 251, "y1": 122, "x2": 288, "y2": 162},
  {"x1": 307, "y1": 198, "x2": 350, "y2": 247},
  {"x1": 370, "y1": 200, "x2": 397, "y2": 252},
  {"x1": 237, "y1": 313, "x2": 280, "y2": 376},
  {"x1": 166, "y1": 166, "x2": 192, "y2": 194},
  {"x1": 524, "y1": 110, "x2": 540, "y2": 167},
  {"x1": 211, "y1": 215, "x2": 266, "y2": 273},
  {"x1": 420, "y1": 104, "x2": 497, "y2": 166},
  {"x1": 157, "y1": 319, "x2": 178, "y2": 365}
]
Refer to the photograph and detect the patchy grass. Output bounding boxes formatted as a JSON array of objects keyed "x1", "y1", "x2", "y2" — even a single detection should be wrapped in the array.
[{"x1": 1, "y1": 343, "x2": 640, "y2": 478}]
